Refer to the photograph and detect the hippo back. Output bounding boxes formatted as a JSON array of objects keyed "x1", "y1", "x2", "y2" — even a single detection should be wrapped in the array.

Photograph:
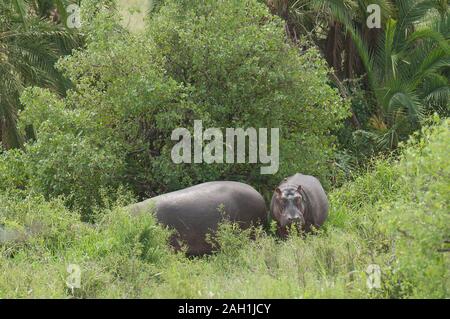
[{"x1": 128, "y1": 181, "x2": 267, "y2": 255}]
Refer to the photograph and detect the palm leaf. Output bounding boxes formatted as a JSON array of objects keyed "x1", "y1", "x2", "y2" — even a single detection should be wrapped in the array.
[
  {"x1": 54, "y1": 0, "x2": 69, "y2": 28},
  {"x1": 12, "y1": 0, "x2": 28, "y2": 29}
]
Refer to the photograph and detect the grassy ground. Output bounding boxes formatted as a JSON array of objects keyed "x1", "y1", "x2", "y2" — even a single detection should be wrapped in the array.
[{"x1": 0, "y1": 119, "x2": 448, "y2": 298}]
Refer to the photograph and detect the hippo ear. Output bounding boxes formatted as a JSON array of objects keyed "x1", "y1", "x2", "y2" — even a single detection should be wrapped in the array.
[
  {"x1": 297, "y1": 185, "x2": 303, "y2": 194},
  {"x1": 275, "y1": 187, "x2": 282, "y2": 197}
]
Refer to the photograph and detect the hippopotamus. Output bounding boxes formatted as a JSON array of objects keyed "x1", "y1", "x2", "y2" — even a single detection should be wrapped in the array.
[
  {"x1": 127, "y1": 181, "x2": 267, "y2": 255},
  {"x1": 270, "y1": 173, "x2": 328, "y2": 237}
]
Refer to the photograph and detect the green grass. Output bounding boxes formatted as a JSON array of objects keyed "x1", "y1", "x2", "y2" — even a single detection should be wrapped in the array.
[{"x1": 0, "y1": 119, "x2": 449, "y2": 298}]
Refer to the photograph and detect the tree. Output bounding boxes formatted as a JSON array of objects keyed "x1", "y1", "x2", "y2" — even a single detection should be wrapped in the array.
[
  {"x1": 353, "y1": 1, "x2": 450, "y2": 148},
  {"x1": 268, "y1": 0, "x2": 449, "y2": 149},
  {"x1": 17, "y1": 0, "x2": 348, "y2": 206},
  {"x1": 0, "y1": 0, "x2": 81, "y2": 149}
]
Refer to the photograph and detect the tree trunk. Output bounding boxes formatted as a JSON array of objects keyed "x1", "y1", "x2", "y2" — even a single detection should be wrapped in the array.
[
  {"x1": 325, "y1": 21, "x2": 343, "y2": 77},
  {"x1": 0, "y1": 114, "x2": 22, "y2": 150},
  {"x1": 344, "y1": 34, "x2": 355, "y2": 79},
  {"x1": 0, "y1": 117, "x2": 7, "y2": 149},
  {"x1": 330, "y1": 72, "x2": 361, "y2": 129},
  {"x1": 267, "y1": 0, "x2": 297, "y2": 41},
  {"x1": 267, "y1": 0, "x2": 289, "y2": 20}
]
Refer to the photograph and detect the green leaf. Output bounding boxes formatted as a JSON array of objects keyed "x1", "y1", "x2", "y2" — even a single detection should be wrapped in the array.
[{"x1": 13, "y1": 0, "x2": 28, "y2": 30}]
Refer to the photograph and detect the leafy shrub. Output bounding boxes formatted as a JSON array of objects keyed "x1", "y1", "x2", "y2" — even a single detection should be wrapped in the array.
[
  {"x1": 329, "y1": 118, "x2": 450, "y2": 298},
  {"x1": 0, "y1": 148, "x2": 28, "y2": 192},
  {"x1": 0, "y1": 192, "x2": 174, "y2": 298},
  {"x1": 13, "y1": 0, "x2": 348, "y2": 208},
  {"x1": 24, "y1": 132, "x2": 127, "y2": 221},
  {"x1": 144, "y1": 0, "x2": 349, "y2": 192},
  {"x1": 379, "y1": 118, "x2": 450, "y2": 298},
  {"x1": 0, "y1": 88, "x2": 130, "y2": 220}
]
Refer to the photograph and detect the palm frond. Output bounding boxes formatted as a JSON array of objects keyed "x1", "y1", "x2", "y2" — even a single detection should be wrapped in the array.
[
  {"x1": 12, "y1": 0, "x2": 28, "y2": 29},
  {"x1": 0, "y1": 0, "x2": 82, "y2": 149}
]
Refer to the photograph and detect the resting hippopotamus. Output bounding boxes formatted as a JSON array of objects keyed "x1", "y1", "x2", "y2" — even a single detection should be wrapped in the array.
[
  {"x1": 270, "y1": 173, "x2": 328, "y2": 237},
  {"x1": 127, "y1": 181, "x2": 267, "y2": 255}
]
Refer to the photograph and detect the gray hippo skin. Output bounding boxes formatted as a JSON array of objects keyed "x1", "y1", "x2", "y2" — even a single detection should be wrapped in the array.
[
  {"x1": 127, "y1": 181, "x2": 267, "y2": 256},
  {"x1": 270, "y1": 173, "x2": 328, "y2": 237}
]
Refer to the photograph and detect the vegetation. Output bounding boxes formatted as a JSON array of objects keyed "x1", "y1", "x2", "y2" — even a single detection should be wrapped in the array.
[
  {"x1": 0, "y1": 0, "x2": 448, "y2": 298},
  {"x1": 0, "y1": 0, "x2": 82, "y2": 149},
  {"x1": 2, "y1": 0, "x2": 348, "y2": 217},
  {"x1": 1, "y1": 118, "x2": 448, "y2": 298},
  {"x1": 269, "y1": 0, "x2": 449, "y2": 150}
]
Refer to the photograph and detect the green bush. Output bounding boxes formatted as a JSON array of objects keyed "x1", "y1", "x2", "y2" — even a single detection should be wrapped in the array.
[
  {"x1": 15, "y1": 0, "x2": 348, "y2": 208},
  {"x1": 144, "y1": 0, "x2": 349, "y2": 192},
  {"x1": 0, "y1": 192, "x2": 174, "y2": 298},
  {"x1": 2, "y1": 0, "x2": 348, "y2": 220},
  {"x1": 2, "y1": 88, "x2": 130, "y2": 221},
  {"x1": 328, "y1": 118, "x2": 450, "y2": 298},
  {"x1": 379, "y1": 119, "x2": 450, "y2": 298}
]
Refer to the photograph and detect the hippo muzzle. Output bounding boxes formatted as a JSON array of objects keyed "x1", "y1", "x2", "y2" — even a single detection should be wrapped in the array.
[{"x1": 278, "y1": 205, "x2": 305, "y2": 229}]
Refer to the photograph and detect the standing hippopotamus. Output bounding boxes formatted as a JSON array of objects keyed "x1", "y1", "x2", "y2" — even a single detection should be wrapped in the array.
[
  {"x1": 127, "y1": 181, "x2": 267, "y2": 255},
  {"x1": 270, "y1": 173, "x2": 328, "y2": 237}
]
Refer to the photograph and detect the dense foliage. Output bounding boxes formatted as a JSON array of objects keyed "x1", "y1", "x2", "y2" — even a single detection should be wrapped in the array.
[
  {"x1": 1, "y1": 0, "x2": 348, "y2": 219},
  {"x1": 0, "y1": 0, "x2": 82, "y2": 149},
  {"x1": 268, "y1": 0, "x2": 449, "y2": 152}
]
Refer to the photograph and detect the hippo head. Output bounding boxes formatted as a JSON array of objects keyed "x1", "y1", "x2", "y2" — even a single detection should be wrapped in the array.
[{"x1": 272, "y1": 185, "x2": 305, "y2": 232}]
